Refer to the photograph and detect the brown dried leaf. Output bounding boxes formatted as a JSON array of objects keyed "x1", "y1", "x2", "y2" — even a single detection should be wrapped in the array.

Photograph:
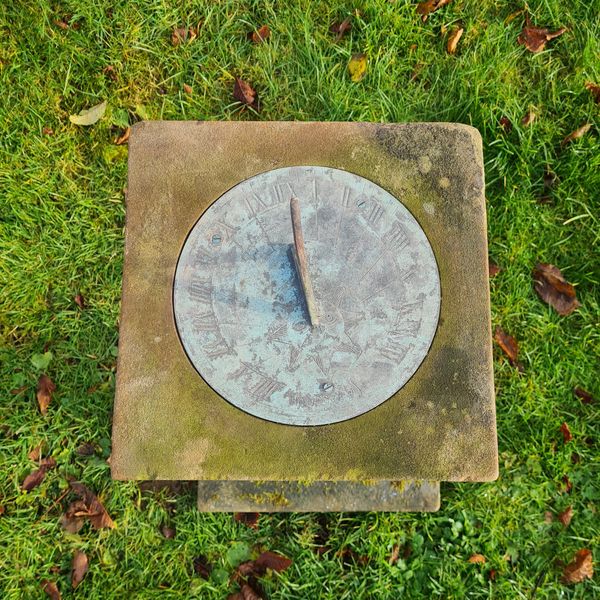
[
  {"x1": 389, "y1": 543, "x2": 400, "y2": 565},
  {"x1": 251, "y1": 25, "x2": 270, "y2": 44},
  {"x1": 60, "y1": 501, "x2": 86, "y2": 534},
  {"x1": 330, "y1": 17, "x2": 352, "y2": 41},
  {"x1": 468, "y1": 554, "x2": 486, "y2": 564},
  {"x1": 172, "y1": 26, "x2": 198, "y2": 46},
  {"x1": 585, "y1": 81, "x2": 600, "y2": 103},
  {"x1": 522, "y1": 110, "x2": 536, "y2": 126},
  {"x1": 533, "y1": 263, "x2": 580, "y2": 316},
  {"x1": 161, "y1": 525, "x2": 176, "y2": 538},
  {"x1": 416, "y1": 0, "x2": 452, "y2": 21},
  {"x1": 488, "y1": 259, "x2": 501, "y2": 278},
  {"x1": 70, "y1": 481, "x2": 115, "y2": 529},
  {"x1": 499, "y1": 116, "x2": 512, "y2": 132},
  {"x1": 517, "y1": 23, "x2": 567, "y2": 53},
  {"x1": 574, "y1": 387, "x2": 594, "y2": 404},
  {"x1": 42, "y1": 127, "x2": 54, "y2": 135},
  {"x1": 71, "y1": 550, "x2": 88, "y2": 589},
  {"x1": 560, "y1": 422, "x2": 573, "y2": 443},
  {"x1": 254, "y1": 551, "x2": 293, "y2": 573},
  {"x1": 37, "y1": 374, "x2": 56, "y2": 415},
  {"x1": 74, "y1": 293, "x2": 85, "y2": 308},
  {"x1": 103, "y1": 65, "x2": 117, "y2": 81},
  {"x1": 494, "y1": 327, "x2": 521, "y2": 370},
  {"x1": 447, "y1": 27, "x2": 464, "y2": 54},
  {"x1": 29, "y1": 443, "x2": 44, "y2": 461},
  {"x1": 561, "y1": 549, "x2": 593, "y2": 584},
  {"x1": 22, "y1": 467, "x2": 48, "y2": 491},
  {"x1": 55, "y1": 19, "x2": 69, "y2": 30},
  {"x1": 183, "y1": 83, "x2": 193, "y2": 94},
  {"x1": 76, "y1": 442, "x2": 96, "y2": 456},
  {"x1": 562, "y1": 123, "x2": 592, "y2": 146},
  {"x1": 115, "y1": 127, "x2": 130, "y2": 145},
  {"x1": 240, "y1": 583, "x2": 262, "y2": 600},
  {"x1": 193, "y1": 555, "x2": 212, "y2": 579},
  {"x1": 42, "y1": 580, "x2": 61, "y2": 600},
  {"x1": 234, "y1": 512, "x2": 260, "y2": 529},
  {"x1": 544, "y1": 511, "x2": 554, "y2": 523},
  {"x1": 558, "y1": 506, "x2": 573, "y2": 527},
  {"x1": 562, "y1": 475, "x2": 573, "y2": 493},
  {"x1": 233, "y1": 78, "x2": 259, "y2": 111}
]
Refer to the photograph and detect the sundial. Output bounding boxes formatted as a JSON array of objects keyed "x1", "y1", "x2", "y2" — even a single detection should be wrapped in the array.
[{"x1": 112, "y1": 122, "x2": 498, "y2": 511}]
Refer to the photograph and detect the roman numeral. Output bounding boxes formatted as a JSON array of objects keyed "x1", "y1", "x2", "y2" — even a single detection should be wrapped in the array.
[
  {"x1": 365, "y1": 203, "x2": 384, "y2": 226},
  {"x1": 384, "y1": 220, "x2": 410, "y2": 252},
  {"x1": 204, "y1": 339, "x2": 229, "y2": 359},
  {"x1": 341, "y1": 185, "x2": 351, "y2": 208},
  {"x1": 379, "y1": 336, "x2": 410, "y2": 363},
  {"x1": 194, "y1": 311, "x2": 219, "y2": 332},
  {"x1": 189, "y1": 277, "x2": 212, "y2": 303},
  {"x1": 193, "y1": 245, "x2": 216, "y2": 265},
  {"x1": 249, "y1": 377, "x2": 283, "y2": 400}
]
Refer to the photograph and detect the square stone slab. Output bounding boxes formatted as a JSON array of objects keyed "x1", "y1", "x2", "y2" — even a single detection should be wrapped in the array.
[{"x1": 111, "y1": 121, "x2": 497, "y2": 485}]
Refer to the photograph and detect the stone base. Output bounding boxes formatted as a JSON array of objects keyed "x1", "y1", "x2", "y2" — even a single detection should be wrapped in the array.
[{"x1": 197, "y1": 480, "x2": 440, "y2": 512}]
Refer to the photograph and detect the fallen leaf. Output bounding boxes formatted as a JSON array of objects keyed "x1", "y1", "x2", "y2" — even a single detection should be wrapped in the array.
[
  {"x1": 76, "y1": 442, "x2": 96, "y2": 456},
  {"x1": 37, "y1": 374, "x2": 56, "y2": 415},
  {"x1": 574, "y1": 387, "x2": 594, "y2": 404},
  {"x1": 533, "y1": 263, "x2": 580, "y2": 315},
  {"x1": 348, "y1": 53, "x2": 367, "y2": 82},
  {"x1": 115, "y1": 127, "x2": 130, "y2": 145},
  {"x1": 561, "y1": 549, "x2": 593, "y2": 584},
  {"x1": 161, "y1": 525, "x2": 176, "y2": 538},
  {"x1": 234, "y1": 512, "x2": 260, "y2": 529},
  {"x1": 69, "y1": 101, "x2": 107, "y2": 126},
  {"x1": 416, "y1": 0, "x2": 452, "y2": 21},
  {"x1": 488, "y1": 569, "x2": 497, "y2": 581},
  {"x1": 32, "y1": 351, "x2": 53, "y2": 370},
  {"x1": 42, "y1": 127, "x2": 54, "y2": 135},
  {"x1": 55, "y1": 19, "x2": 69, "y2": 30},
  {"x1": 254, "y1": 551, "x2": 292, "y2": 573},
  {"x1": 517, "y1": 22, "x2": 567, "y2": 53},
  {"x1": 522, "y1": 110, "x2": 536, "y2": 126},
  {"x1": 42, "y1": 580, "x2": 61, "y2": 600},
  {"x1": 447, "y1": 27, "x2": 464, "y2": 54},
  {"x1": 0, "y1": 505, "x2": 4, "y2": 516},
  {"x1": 499, "y1": 116, "x2": 512, "y2": 132},
  {"x1": 60, "y1": 500, "x2": 87, "y2": 533},
  {"x1": 22, "y1": 467, "x2": 48, "y2": 491},
  {"x1": 561, "y1": 123, "x2": 592, "y2": 146},
  {"x1": 233, "y1": 78, "x2": 259, "y2": 111},
  {"x1": 544, "y1": 511, "x2": 554, "y2": 523},
  {"x1": 251, "y1": 25, "x2": 270, "y2": 44},
  {"x1": 182, "y1": 83, "x2": 193, "y2": 94},
  {"x1": 558, "y1": 506, "x2": 573, "y2": 527},
  {"x1": 468, "y1": 554, "x2": 486, "y2": 564},
  {"x1": 494, "y1": 327, "x2": 522, "y2": 369},
  {"x1": 330, "y1": 17, "x2": 352, "y2": 41},
  {"x1": 389, "y1": 543, "x2": 400, "y2": 565},
  {"x1": 28, "y1": 443, "x2": 44, "y2": 461},
  {"x1": 560, "y1": 422, "x2": 573, "y2": 443},
  {"x1": 74, "y1": 293, "x2": 85, "y2": 309},
  {"x1": 71, "y1": 550, "x2": 88, "y2": 589},
  {"x1": 227, "y1": 594, "x2": 244, "y2": 600},
  {"x1": 70, "y1": 481, "x2": 115, "y2": 529},
  {"x1": 488, "y1": 259, "x2": 501, "y2": 278},
  {"x1": 193, "y1": 555, "x2": 212, "y2": 579},
  {"x1": 103, "y1": 65, "x2": 117, "y2": 81},
  {"x1": 240, "y1": 583, "x2": 262, "y2": 600},
  {"x1": 585, "y1": 82, "x2": 600, "y2": 103},
  {"x1": 172, "y1": 26, "x2": 198, "y2": 46},
  {"x1": 562, "y1": 475, "x2": 573, "y2": 493}
]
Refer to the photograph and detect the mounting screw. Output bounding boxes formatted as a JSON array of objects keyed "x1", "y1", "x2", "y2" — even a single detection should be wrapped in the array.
[
  {"x1": 320, "y1": 382, "x2": 334, "y2": 392},
  {"x1": 211, "y1": 233, "x2": 222, "y2": 246}
]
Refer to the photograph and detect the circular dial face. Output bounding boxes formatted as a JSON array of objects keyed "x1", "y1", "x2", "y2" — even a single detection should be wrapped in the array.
[{"x1": 173, "y1": 166, "x2": 440, "y2": 426}]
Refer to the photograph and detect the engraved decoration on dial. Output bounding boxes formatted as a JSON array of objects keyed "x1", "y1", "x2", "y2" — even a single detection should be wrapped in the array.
[{"x1": 173, "y1": 166, "x2": 441, "y2": 426}]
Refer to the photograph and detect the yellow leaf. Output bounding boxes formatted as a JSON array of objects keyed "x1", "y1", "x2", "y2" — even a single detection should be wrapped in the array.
[
  {"x1": 348, "y1": 53, "x2": 367, "y2": 82},
  {"x1": 69, "y1": 100, "x2": 107, "y2": 126}
]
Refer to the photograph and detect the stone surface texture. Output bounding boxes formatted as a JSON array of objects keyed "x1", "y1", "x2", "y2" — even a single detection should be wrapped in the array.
[{"x1": 111, "y1": 121, "x2": 498, "y2": 483}]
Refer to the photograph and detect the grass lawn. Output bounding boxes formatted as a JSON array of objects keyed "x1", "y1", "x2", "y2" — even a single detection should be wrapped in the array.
[{"x1": 1, "y1": 0, "x2": 598, "y2": 598}]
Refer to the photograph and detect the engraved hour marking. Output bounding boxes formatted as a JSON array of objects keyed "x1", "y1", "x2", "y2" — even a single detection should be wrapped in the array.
[
  {"x1": 341, "y1": 185, "x2": 352, "y2": 208},
  {"x1": 383, "y1": 220, "x2": 410, "y2": 252},
  {"x1": 204, "y1": 339, "x2": 229, "y2": 359},
  {"x1": 193, "y1": 245, "x2": 216, "y2": 265},
  {"x1": 379, "y1": 336, "x2": 410, "y2": 362},
  {"x1": 189, "y1": 277, "x2": 213, "y2": 303},
  {"x1": 365, "y1": 202, "x2": 384, "y2": 227},
  {"x1": 249, "y1": 377, "x2": 284, "y2": 401},
  {"x1": 194, "y1": 311, "x2": 219, "y2": 332}
]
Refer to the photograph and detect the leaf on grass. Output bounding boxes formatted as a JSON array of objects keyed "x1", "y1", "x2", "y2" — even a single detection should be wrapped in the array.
[
  {"x1": 22, "y1": 458, "x2": 56, "y2": 491},
  {"x1": 114, "y1": 127, "x2": 130, "y2": 145},
  {"x1": 560, "y1": 422, "x2": 573, "y2": 443},
  {"x1": 183, "y1": 83, "x2": 193, "y2": 94},
  {"x1": 488, "y1": 259, "x2": 501, "y2": 278},
  {"x1": 250, "y1": 25, "x2": 270, "y2": 44},
  {"x1": 499, "y1": 116, "x2": 512, "y2": 132},
  {"x1": 533, "y1": 263, "x2": 580, "y2": 315},
  {"x1": 28, "y1": 442, "x2": 44, "y2": 461},
  {"x1": 522, "y1": 110, "x2": 536, "y2": 126},
  {"x1": 69, "y1": 101, "x2": 107, "y2": 126},
  {"x1": 561, "y1": 549, "x2": 593, "y2": 584},
  {"x1": 544, "y1": 511, "x2": 554, "y2": 524},
  {"x1": 585, "y1": 82, "x2": 600, "y2": 103},
  {"x1": 330, "y1": 17, "x2": 352, "y2": 41},
  {"x1": 37, "y1": 374, "x2": 56, "y2": 415},
  {"x1": 69, "y1": 481, "x2": 115, "y2": 529},
  {"x1": 468, "y1": 554, "x2": 486, "y2": 564},
  {"x1": 42, "y1": 126, "x2": 54, "y2": 135},
  {"x1": 562, "y1": 475, "x2": 572, "y2": 493},
  {"x1": 103, "y1": 65, "x2": 117, "y2": 81},
  {"x1": 233, "y1": 78, "x2": 259, "y2": 111},
  {"x1": 254, "y1": 551, "x2": 293, "y2": 573},
  {"x1": 172, "y1": 26, "x2": 198, "y2": 46},
  {"x1": 389, "y1": 543, "x2": 400, "y2": 565},
  {"x1": 42, "y1": 580, "x2": 61, "y2": 600},
  {"x1": 60, "y1": 500, "x2": 86, "y2": 533},
  {"x1": 558, "y1": 506, "x2": 573, "y2": 527},
  {"x1": 31, "y1": 351, "x2": 53, "y2": 370},
  {"x1": 574, "y1": 387, "x2": 594, "y2": 404},
  {"x1": 74, "y1": 293, "x2": 85, "y2": 309},
  {"x1": 416, "y1": 0, "x2": 452, "y2": 21},
  {"x1": 348, "y1": 53, "x2": 367, "y2": 82},
  {"x1": 517, "y1": 22, "x2": 567, "y2": 53},
  {"x1": 76, "y1": 442, "x2": 96, "y2": 456},
  {"x1": 240, "y1": 583, "x2": 262, "y2": 600},
  {"x1": 71, "y1": 550, "x2": 88, "y2": 589},
  {"x1": 494, "y1": 327, "x2": 522, "y2": 370},
  {"x1": 561, "y1": 123, "x2": 592, "y2": 146},
  {"x1": 193, "y1": 555, "x2": 213, "y2": 579},
  {"x1": 447, "y1": 27, "x2": 464, "y2": 54},
  {"x1": 234, "y1": 512, "x2": 260, "y2": 529},
  {"x1": 161, "y1": 525, "x2": 176, "y2": 538}
]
